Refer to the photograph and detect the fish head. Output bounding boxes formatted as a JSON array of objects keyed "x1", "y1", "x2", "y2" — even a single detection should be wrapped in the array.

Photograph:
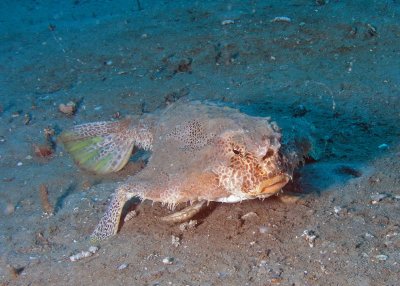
[{"x1": 214, "y1": 128, "x2": 292, "y2": 199}]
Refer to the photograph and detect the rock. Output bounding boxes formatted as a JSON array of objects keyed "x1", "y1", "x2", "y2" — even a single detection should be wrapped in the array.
[
  {"x1": 302, "y1": 230, "x2": 318, "y2": 248},
  {"x1": 370, "y1": 193, "x2": 387, "y2": 204},
  {"x1": 69, "y1": 246, "x2": 99, "y2": 262},
  {"x1": 59, "y1": 101, "x2": 77, "y2": 115},
  {"x1": 375, "y1": 254, "x2": 388, "y2": 261},
  {"x1": 117, "y1": 263, "x2": 128, "y2": 270},
  {"x1": 179, "y1": 220, "x2": 197, "y2": 231},
  {"x1": 221, "y1": 20, "x2": 235, "y2": 25},
  {"x1": 171, "y1": 235, "x2": 180, "y2": 247},
  {"x1": 271, "y1": 16, "x2": 291, "y2": 23},
  {"x1": 241, "y1": 212, "x2": 258, "y2": 220},
  {"x1": 162, "y1": 257, "x2": 174, "y2": 265}
]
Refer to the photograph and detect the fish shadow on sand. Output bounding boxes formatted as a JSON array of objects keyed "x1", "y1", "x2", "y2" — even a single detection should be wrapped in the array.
[{"x1": 54, "y1": 182, "x2": 77, "y2": 214}]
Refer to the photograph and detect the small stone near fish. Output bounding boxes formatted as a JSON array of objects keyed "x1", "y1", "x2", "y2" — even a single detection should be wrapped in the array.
[
  {"x1": 378, "y1": 143, "x2": 389, "y2": 150},
  {"x1": 4, "y1": 203, "x2": 15, "y2": 215},
  {"x1": 23, "y1": 113, "x2": 31, "y2": 125},
  {"x1": 171, "y1": 235, "x2": 181, "y2": 247},
  {"x1": 88, "y1": 246, "x2": 99, "y2": 254},
  {"x1": 302, "y1": 230, "x2": 317, "y2": 248},
  {"x1": 221, "y1": 19, "x2": 235, "y2": 25},
  {"x1": 333, "y1": 206, "x2": 342, "y2": 214},
  {"x1": 162, "y1": 257, "x2": 174, "y2": 265},
  {"x1": 70, "y1": 251, "x2": 91, "y2": 262},
  {"x1": 117, "y1": 263, "x2": 128, "y2": 270},
  {"x1": 179, "y1": 220, "x2": 197, "y2": 231},
  {"x1": 375, "y1": 254, "x2": 388, "y2": 261},
  {"x1": 241, "y1": 212, "x2": 258, "y2": 220},
  {"x1": 34, "y1": 144, "x2": 53, "y2": 158},
  {"x1": 365, "y1": 233, "x2": 375, "y2": 239},
  {"x1": 59, "y1": 101, "x2": 76, "y2": 116},
  {"x1": 271, "y1": 16, "x2": 291, "y2": 23},
  {"x1": 370, "y1": 193, "x2": 387, "y2": 204},
  {"x1": 69, "y1": 246, "x2": 99, "y2": 262}
]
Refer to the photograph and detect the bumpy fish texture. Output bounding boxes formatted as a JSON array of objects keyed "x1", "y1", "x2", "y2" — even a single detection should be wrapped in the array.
[{"x1": 60, "y1": 101, "x2": 302, "y2": 241}]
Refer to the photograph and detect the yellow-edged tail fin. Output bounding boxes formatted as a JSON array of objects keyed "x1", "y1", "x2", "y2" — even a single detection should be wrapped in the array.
[{"x1": 59, "y1": 119, "x2": 135, "y2": 174}]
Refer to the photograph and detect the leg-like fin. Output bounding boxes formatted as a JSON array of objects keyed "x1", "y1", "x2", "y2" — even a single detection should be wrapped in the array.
[
  {"x1": 59, "y1": 119, "x2": 134, "y2": 174},
  {"x1": 90, "y1": 186, "x2": 129, "y2": 242},
  {"x1": 160, "y1": 201, "x2": 206, "y2": 223}
]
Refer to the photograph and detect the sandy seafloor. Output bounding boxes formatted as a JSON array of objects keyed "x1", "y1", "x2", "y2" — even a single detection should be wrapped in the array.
[{"x1": 1, "y1": 0, "x2": 400, "y2": 285}]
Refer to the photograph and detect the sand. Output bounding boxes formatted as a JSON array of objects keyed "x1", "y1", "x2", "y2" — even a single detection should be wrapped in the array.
[{"x1": 0, "y1": 1, "x2": 399, "y2": 285}]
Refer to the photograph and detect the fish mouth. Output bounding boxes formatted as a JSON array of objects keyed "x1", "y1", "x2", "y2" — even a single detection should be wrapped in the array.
[{"x1": 253, "y1": 174, "x2": 290, "y2": 197}]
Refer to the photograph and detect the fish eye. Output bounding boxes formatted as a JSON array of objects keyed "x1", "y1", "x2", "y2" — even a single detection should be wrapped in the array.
[
  {"x1": 262, "y1": 149, "x2": 274, "y2": 160},
  {"x1": 233, "y1": 149, "x2": 241, "y2": 155}
]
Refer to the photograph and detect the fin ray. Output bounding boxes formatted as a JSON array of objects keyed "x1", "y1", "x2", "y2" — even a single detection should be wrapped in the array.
[{"x1": 60, "y1": 119, "x2": 134, "y2": 174}]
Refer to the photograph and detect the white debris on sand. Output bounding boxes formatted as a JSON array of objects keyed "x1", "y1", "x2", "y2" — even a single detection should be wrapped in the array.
[
  {"x1": 302, "y1": 230, "x2": 318, "y2": 248},
  {"x1": 117, "y1": 263, "x2": 128, "y2": 270},
  {"x1": 69, "y1": 246, "x2": 99, "y2": 262},
  {"x1": 241, "y1": 212, "x2": 258, "y2": 220},
  {"x1": 171, "y1": 235, "x2": 181, "y2": 247},
  {"x1": 370, "y1": 193, "x2": 388, "y2": 204},
  {"x1": 179, "y1": 220, "x2": 197, "y2": 231},
  {"x1": 221, "y1": 19, "x2": 235, "y2": 25},
  {"x1": 162, "y1": 257, "x2": 174, "y2": 265},
  {"x1": 333, "y1": 206, "x2": 342, "y2": 215},
  {"x1": 270, "y1": 16, "x2": 292, "y2": 23},
  {"x1": 378, "y1": 143, "x2": 389, "y2": 150},
  {"x1": 375, "y1": 254, "x2": 388, "y2": 261}
]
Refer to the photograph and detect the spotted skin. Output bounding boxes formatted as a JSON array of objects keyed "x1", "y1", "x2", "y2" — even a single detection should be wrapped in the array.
[{"x1": 61, "y1": 101, "x2": 306, "y2": 241}]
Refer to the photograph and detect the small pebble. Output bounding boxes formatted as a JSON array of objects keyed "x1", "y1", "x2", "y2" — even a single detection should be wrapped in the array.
[
  {"x1": 70, "y1": 251, "x2": 91, "y2": 262},
  {"x1": 4, "y1": 203, "x2": 15, "y2": 215},
  {"x1": 279, "y1": 194, "x2": 301, "y2": 203},
  {"x1": 171, "y1": 235, "x2": 180, "y2": 247},
  {"x1": 378, "y1": 143, "x2": 389, "y2": 150},
  {"x1": 241, "y1": 212, "x2": 258, "y2": 220},
  {"x1": 375, "y1": 254, "x2": 388, "y2": 261},
  {"x1": 221, "y1": 19, "x2": 235, "y2": 25},
  {"x1": 117, "y1": 263, "x2": 128, "y2": 270},
  {"x1": 17, "y1": 162, "x2": 23, "y2": 166},
  {"x1": 333, "y1": 206, "x2": 342, "y2": 214},
  {"x1": 302, "y1": 230, "x2": 317, "y2": 248},
  {"x1": 59, "y1": 101, "x2": 77, "y2": 115},
  {"x1": 162, "y1": 257, "x2": 174, "y2": 265},
  {"x1": 370, "y1": 193, "x2": 387, "y2": 204},
  {"x1": 271, "y1": 16, "x2": 292, "y2": 23},
  {"x1": 365, "y1": 233, "x2": 375, "y2": 239},
  {"x1": 88, "y1": 246, "x2": 98, "y2": 254},
  {"x1": 70, "y1": 246, "x2": 98, "y2": 262},
  {"x1": 179, "y1": 220, "x2": 197, "y2": 231},
  {"x1": 259, "y1": 226, "x2": 269, "y2": 234}
]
